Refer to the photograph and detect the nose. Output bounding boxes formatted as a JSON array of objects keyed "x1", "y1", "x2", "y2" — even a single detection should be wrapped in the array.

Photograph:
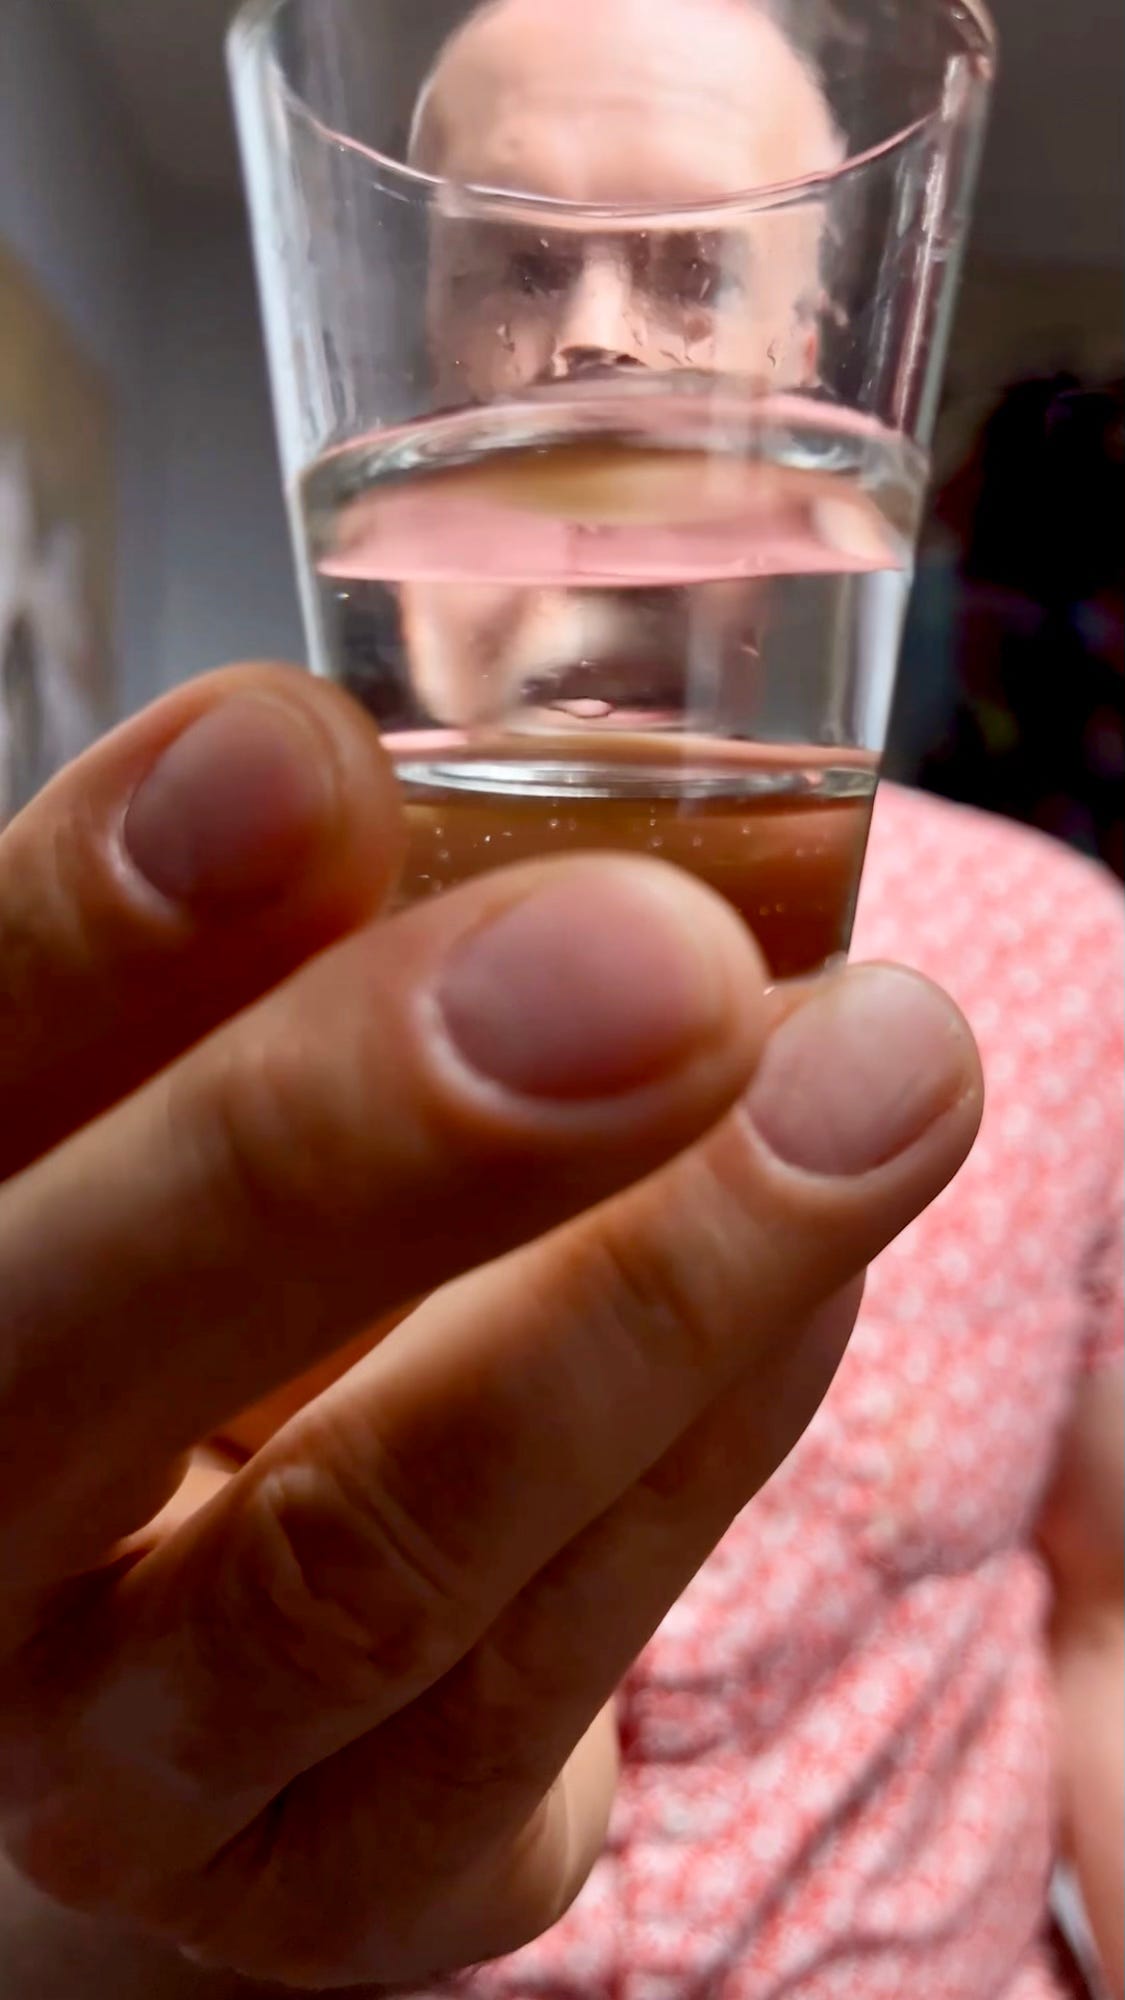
[
  {"x1": 557, "y1": 345, "x2": 643, "y2": 376},
  {"x1": 554, "y1": 256, "x2": 645, "y2": 376}
]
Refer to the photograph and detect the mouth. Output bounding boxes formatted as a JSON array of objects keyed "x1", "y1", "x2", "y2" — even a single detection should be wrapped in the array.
[
  {"x1": 519, "y1": 649, "x2": 693, "y2": 720},
  {"x1": 404, "y1": 572, "x2": 761, "y2": 731}
]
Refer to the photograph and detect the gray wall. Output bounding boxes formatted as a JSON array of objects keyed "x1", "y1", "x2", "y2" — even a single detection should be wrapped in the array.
[
  {"x1": 146, "y1": 201, "x2": 301, "y2": 692},
  {"x1": 977, "y1": 0, "x2": 1123, "y2": 268},
  {"x1": 131, "y1": 0, "x2": 1125, "y2": 706},
  {"x1": 4, "y1": 0, "x2": 1122, "y2": 720},
  {"x1": 0, "y1": 0, "x2": 158, "y2": 715},
  {"x1": 1, "y1": 2, "x2": 301, "y2": 710}
]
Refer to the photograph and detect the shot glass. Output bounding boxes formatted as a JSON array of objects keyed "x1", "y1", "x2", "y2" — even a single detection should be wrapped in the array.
[{"x1": 230, "y1": 0, "x2": 994, "y2": 978}]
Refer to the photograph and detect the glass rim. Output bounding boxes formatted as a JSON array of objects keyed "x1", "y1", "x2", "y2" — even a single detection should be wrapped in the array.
[{"x1": 230, "y1": 0, "x2": 996, "y2": 222}]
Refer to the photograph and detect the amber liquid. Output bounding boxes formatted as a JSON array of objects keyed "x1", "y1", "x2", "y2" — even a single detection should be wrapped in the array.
[{"x1": 391, "y1": 740, "x2": 875, "y2": 980}]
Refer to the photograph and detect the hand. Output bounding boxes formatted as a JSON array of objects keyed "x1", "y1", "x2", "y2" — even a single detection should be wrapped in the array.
[{"x1": 0, "y1": 665, "x2": 982, "y2": 1990}]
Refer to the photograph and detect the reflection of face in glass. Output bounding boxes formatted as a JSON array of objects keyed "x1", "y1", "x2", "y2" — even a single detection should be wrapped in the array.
[
  {"x1": 429, "y1": 220, "x2": 761, "y2": 394},
  {"x1": 411, "y1": 0, "x2": 840, "y2": 402},
  {"x1": 400, "y1": 0, "x2": 843, "y2": 728}
]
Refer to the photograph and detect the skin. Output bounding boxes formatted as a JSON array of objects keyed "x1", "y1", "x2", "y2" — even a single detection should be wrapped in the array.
[
  {"x1": 0, "y1": 5, "x2": 1113, "y2": 1997},
  {"x1": 1039, "y1": 1368, "x2": 1125, "y2": 2000},
  {"x1": 0, "y1": 661, "x2": 982, "y2": 1991},
  {"x1": 400, "y1": 0, "x2": 845, "y2": 732},
  {"x1": 411, "y1": 9, "x2": 1124, "y2": 1982},
  {"x1": 414, "y1": 0, "x2": 841, "y2": 397}
]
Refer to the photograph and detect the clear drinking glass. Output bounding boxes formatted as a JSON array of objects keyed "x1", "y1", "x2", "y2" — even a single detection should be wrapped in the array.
[{"x1": 229, "y1": 0, "x2": 994, "y2": 980}]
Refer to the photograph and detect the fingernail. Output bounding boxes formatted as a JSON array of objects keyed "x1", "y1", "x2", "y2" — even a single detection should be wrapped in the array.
[
  {"x1": 124, "y1": 697, "x2": 333, "y2": 907},
  {"x1": 439, "y1": 869, "x2": 727, "y2": 1099},
  {"x1": 748, "y1": 967, "x2": 973, "y2": 1175}
]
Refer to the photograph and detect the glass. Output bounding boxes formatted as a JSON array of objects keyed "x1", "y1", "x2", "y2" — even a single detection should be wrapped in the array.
[{"x1": 229, "y1": 0, "x2": 994, "y2": 979}]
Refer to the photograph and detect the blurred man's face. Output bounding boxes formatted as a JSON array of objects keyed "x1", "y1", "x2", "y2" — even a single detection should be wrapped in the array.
[{"x1": 411, "y1": 0, "x2": 840, "y2": 402}]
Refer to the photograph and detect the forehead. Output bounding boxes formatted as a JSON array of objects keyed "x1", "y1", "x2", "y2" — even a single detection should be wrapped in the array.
[
  {"x1": 440, "y1": 109, "x2": 784, "y2": 209},
  {"x1": 419, "y1": 0, "x2": 838, "y2": 202}
]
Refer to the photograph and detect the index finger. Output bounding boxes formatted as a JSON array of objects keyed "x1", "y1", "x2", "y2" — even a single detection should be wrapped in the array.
[
  {"x1": 0, "y1": 664, "x2": 399, "y2": 1180},
  {"x1": 0, "y1": 851, "x2": 767, "y2": 1600}
]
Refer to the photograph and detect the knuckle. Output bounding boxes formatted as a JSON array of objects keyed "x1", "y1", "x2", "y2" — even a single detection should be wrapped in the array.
[
  {"x1": 584, "y1": 1150, "x2": 761, "y2": 1384},
  {"x1": 193, "y1": 1732, "x2": 580, "y2": 1990},
  {"x1": 219, "y1": 1439, "x2": 477, "y2": 1712},
  {"x1": 184, "y1": 1785, "x2": 438, "y2": 1991},
  {"x1": 1, "y1": 1792, "x2": 157, "y2": 1920},
  {"x1": 408, "y1": 1637, "x2": 546, "y2": 1801},
  {"x1": 178, "y1": 992, "x2": 398, "y2": 1243},
  {"x1": 0, "y1": 810, "x2": 100, "y2": 1033},
  {"x1": 190, "y1": 1825, "x2": 390, "y2": 1991}
]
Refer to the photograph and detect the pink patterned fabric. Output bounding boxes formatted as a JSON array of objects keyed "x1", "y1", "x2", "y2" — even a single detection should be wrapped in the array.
[{"x1": 453, "y1": 788, "x2": 1125, "y2": 2000}]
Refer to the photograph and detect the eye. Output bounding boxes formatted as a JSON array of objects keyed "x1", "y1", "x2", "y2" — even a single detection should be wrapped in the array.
[
  {"x1": 508, "y1": 248, "x2": 571, "y2": 298},
  {"x1": 677, "y1": 262, "x2": 721, "y2": 307},
  {"x1": 673, "y1": 257, "x2": 744, "y2": 310},
  {"x1": 644, "y1": 233, "x2": 748, "y2": 311}
]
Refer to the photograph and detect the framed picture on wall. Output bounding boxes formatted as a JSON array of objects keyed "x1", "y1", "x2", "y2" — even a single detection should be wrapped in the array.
[{"x1": 0, "y1": 241, "x2": 116, "y2": 823}]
